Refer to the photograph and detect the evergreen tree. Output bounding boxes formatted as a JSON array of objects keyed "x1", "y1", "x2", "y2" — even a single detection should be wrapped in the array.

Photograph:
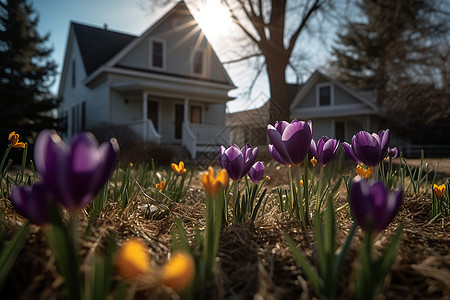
[
  {"x1": 0, "y1": 0, "x2": 58, "y2": 148},
  {"x1": 331, "y1": 0, "x2": 450, "y2": 139}
]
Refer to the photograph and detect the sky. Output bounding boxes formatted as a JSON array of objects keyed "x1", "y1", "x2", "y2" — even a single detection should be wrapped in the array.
[{"x1": 34, "y1": 0, "x2": 333, "y2": 113}]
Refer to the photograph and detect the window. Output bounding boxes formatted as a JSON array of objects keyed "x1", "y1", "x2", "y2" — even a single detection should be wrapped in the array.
[
  {"x1": 317, "y1": 84, "x2": 333, "y2": 106},
  {"x1": 190, "y1": 106, "x2": 202, "y2": 124},
  {"x1": 72, "y1": 59, "x2": 76, "y2": 87},
  {"x1": 192, "y1": 50, "x2": 204, "y2": 75},
  {"x1": 335, "y1": 121, "x2": 345, "y2": 141},
  {"x1": 150, "y1": 39, "x2": 164, "y2": 69}
]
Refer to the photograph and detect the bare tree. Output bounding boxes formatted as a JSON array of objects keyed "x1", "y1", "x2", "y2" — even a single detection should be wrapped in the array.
[
  {"x1": 221, "y1": 0, "x2": 329, "y2": 122},
  {"x1": 144, "y1": 0, "x2": 332, "y2": 122}
]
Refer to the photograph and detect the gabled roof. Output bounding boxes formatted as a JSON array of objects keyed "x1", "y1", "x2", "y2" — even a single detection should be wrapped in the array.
[
  {"x1": 88, "y1": 0, "x2": 234, "y2": 88},
  {"x1": 290, "y1": 70, "x2": 377, "y2": 111},
  {"x1": 72, "y1": 22, "x2": 136, "y2": 75}
]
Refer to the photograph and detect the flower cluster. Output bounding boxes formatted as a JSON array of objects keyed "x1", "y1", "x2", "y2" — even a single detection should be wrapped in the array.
[
  {"x1": 343, "y1": 130, "x2": 390, "y2": 167},
  {"x1": 11, "y1": 130, "x2": 119, "y2": 225},
  {"x1": 219, "y1": 144, "x2": 258, "y2": 181}
]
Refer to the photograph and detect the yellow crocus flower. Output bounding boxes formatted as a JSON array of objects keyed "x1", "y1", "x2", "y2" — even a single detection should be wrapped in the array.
[
  {"x1": 116, "y1": 239, "x2": 151, "y2": 280},
  {"x1": 8, "y1": 131, "x2": 26, "y2": 148},
  {"x1": 201, "y1": 166, "x2": 228, "y2": 197},
  {"x1": 161, "y1": 252, "x2": 195, "y2": 292},
  {"x1": 433, "y1": 184, "x2": 446, "y2": 198},
  {"x1": 356, "y1": 165, "x2": 372, "y2": 179},
  {"x1": 310, "y1": 157, "x2": 318, "y2": 167},
  {"x1": 171, "y1": 161, "x2": 187, "y2": 175},
  {"x1": 156, "y1": 181, "x2": 166, "y2": 191}
]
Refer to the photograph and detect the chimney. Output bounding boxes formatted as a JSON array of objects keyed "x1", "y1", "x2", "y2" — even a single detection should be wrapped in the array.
[{"x1": 104, "y1": 23, "x2": 108, "y2": 30}]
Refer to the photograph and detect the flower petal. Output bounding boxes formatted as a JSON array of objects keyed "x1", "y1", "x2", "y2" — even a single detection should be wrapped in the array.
[{"x1": 282, "y1": 120, "x2": 312, "y2": 165}]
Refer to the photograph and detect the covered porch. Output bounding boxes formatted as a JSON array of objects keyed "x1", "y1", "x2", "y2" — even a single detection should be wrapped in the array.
[{"x1": 110, "y1": 87, "x2": 229, "y2": 158}]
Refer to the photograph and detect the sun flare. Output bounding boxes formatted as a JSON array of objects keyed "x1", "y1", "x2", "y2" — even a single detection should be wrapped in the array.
[{"x1": 195, "y1": 0, "x2": 233, "y2": 38}]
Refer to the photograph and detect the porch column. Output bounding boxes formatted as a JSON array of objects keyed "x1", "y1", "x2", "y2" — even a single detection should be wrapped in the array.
[
  {"x1": 184, "y1": 98, "x2": 189, "y2": 125},
  {"x1": 142, "y1": 92, "x2": 148, "y2": 140}
]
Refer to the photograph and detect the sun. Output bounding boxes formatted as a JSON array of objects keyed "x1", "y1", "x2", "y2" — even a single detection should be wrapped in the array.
[{"x1": 195, "y1": 0, "x2": 233, "y2": 39}]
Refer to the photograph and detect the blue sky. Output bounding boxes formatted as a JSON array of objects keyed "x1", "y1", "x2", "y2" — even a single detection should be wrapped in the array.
[{"x1": 34, "y1": 0, "x2": 332, "y2": 113}]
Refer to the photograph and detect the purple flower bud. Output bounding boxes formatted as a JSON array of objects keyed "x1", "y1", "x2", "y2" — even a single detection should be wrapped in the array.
[
  {"x1": 34, "y1": 130, "x2": 119, "y2": 209},
  {"x1": 219, "y1": 144, "x2": 258, "y2": 181},
  {"x1": 343, "y1": 130, "x2": 390, "y2": 167},
  {"x1": 349, "y1": 177, "x2": 403, "y2": 233},
  {"x1": 248, "y1": 161, "x2": 265, "y2": 184},
  {"x1": 267, "y1": 120, "x2": 312, "y2": 165},
  {"x1": 11, "y1": 183, "x2": 52, "y2": 226},
  {"x1": 310, "y1": 136, "x2": 340, "y2": 166},
  {"x1": 386, "y1": 147, "x2": 398, "y2": 159}
]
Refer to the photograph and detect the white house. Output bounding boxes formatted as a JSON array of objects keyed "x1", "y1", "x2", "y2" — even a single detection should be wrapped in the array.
[
  {"x1": 290, "y1": 70, "x2": 381, "y2": 141},
  {"x1": 57, "y1": 1, "x2": 235, "y2": 158}
]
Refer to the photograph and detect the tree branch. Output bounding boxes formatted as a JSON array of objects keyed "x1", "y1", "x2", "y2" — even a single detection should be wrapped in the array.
[
  {"x1": 222, "y1": 52, "x2": 264, "y2": 64},
  {"x1": 224, "y1": 0, "x2": 260, "y2": 45},
  {"x1": 287, "y1": 0, "x2": 323, "y2": 56}
]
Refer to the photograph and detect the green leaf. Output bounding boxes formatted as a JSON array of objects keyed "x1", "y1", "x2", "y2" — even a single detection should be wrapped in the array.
[
  {"x1": 89, "y1": 234, "x2": 116, "y2": 300},
  {"x1": 285, "y1": 233, "x2": 323, "y2": 294},
  {"x1": 0, "y1": 222, "x2": 29, "y2": 290}
]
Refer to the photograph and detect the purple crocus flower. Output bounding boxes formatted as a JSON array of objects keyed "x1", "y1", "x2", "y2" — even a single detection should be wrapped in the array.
[
  {"x1": 248, "y1": 161, "x2": 265, "y2": 184},
  {"x1": 310, "y1": 136, "x2": 340, "y2": 166},
  {"x1": 34, "y1": 130, "x2": 119, "y2": 209},
  {"x1": 11, "y1": 183, "x2": 51, "y2": 226},
  {"x1": 343, "y1": 129, "x2": 390, "y2": 167},
  {"x1": 267, "y1": 120, "x2": 312, "y2": 166},
  {"x1": 386, "y1": 147, "x2": 398, "y2": 159},
  {"x1": 219, "y1": 144, "x2": 258, "y2": 181},
  {"x1": 349, "y1": 177, "x2": 403, "y2": 233}
]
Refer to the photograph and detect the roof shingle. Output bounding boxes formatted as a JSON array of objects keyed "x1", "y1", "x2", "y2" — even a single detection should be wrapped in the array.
[{"x1": 72, "y1": 22, "x2": 136, "y2": 75}]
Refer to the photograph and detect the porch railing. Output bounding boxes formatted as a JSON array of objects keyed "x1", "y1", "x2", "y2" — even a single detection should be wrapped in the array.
[
  {"x1": 125, "y1": 119, "x2": 161, "y2": 144},
  {"x1": 182, "y1": 122, "x2": 197, "y2": 158},
  {"x1": 189, "y1": 123, "x2": 229, "y2": 145}
]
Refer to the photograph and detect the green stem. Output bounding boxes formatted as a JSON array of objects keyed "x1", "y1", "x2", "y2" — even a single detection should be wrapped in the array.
[
  {"x1": 288, "y1": 165, "x2": 300, "y2": 221},
  {"x1": 0, "y1": 145, "x2": 12, "y2": 174}
]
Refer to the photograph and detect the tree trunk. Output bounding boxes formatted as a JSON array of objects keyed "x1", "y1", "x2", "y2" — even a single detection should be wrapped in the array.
[{"x1": 266, "y1": 55, "x2": 290, "y2": 124}]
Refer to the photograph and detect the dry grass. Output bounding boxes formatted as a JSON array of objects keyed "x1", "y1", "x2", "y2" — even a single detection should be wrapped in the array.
[{"x1": 1, "y1": 164, "x2": 449, "y2": 299}]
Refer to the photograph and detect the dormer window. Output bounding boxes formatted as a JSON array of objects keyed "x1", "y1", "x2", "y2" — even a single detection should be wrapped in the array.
[
  {"x1": 150, "y1": 39, "x2": 165, "y2": 69},
  {"x1": 192, "y1": 50, "x2": 204, "y2": 75},
  {"x1": 317, "y1": 83, "x2": 333, "y2": 106}
]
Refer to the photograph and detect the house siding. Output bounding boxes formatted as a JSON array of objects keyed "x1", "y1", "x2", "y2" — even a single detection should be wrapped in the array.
[
  {"x1": 59, "y1": 32, "x2": 92, "y2": 139},
  {"x1": 87, "y1": 79, "x2": 109, "y2": 128},
  {"x1": 334, "y1": 85, "x2": 361, "y2": 106},
  {"x1": 117, "y1": 9, "x2": 228, "y2": 83}
]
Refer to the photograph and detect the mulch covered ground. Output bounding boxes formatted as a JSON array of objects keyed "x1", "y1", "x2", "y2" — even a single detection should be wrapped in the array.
[{"x1": 1, "y1": 162, "x2": 449, "y2": 299}]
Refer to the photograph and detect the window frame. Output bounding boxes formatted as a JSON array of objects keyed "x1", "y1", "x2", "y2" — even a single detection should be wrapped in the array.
[
  {"x1": 191, "y1": 49, "x2": 205, "y2": 76},
  {"x1": 149, "y1": 38, "x2": 166, "y2": 70},
  {"x1": 316, "y1": 83, "x2": 334, "y2": 107}
]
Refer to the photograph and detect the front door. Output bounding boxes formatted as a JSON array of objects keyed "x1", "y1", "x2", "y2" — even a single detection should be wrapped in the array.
[
  {"x1": 148, "y1": 100, "x2": 159, "y2": 131},
  {"x1": 174, "y1": 104, "x2": 184, "y2": 140}
]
